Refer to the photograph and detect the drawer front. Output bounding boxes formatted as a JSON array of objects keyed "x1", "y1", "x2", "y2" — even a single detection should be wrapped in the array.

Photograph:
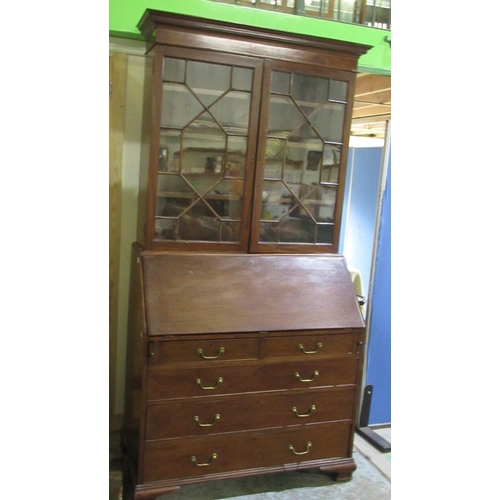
[
  {"x1": 147, "y1": 364, "x2": 261, "y2": 401},
  {"x1": 147, "y1": 358, "x2": 359, "y2": 401},
  {"x1": 260, "y1": 357, "x2": 359, "y2": 391},
  {"x1": 146, "y1": 387, "x2": 356, "y2": 440},
  {"x1": 143, "y1": 422, "x2": 352, "y2": 483},
  {"x1": 151, "y1": 338, "x2": 260, "y2": 365},
  {"x1": 264, "y1": 332, "x2": 356, "y2": 359}
]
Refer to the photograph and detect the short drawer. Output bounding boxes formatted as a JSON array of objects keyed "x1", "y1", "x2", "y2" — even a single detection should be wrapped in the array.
[
  {"x1": 143, "y1": 421, "x2": 352, "y2": 483},
  {"x1": 147, "y1": 363, "x2": 261, "y2": 401},
  {"x1": 145, "y1": 387, "x2": 356, "y2": 440},
  {"x1": 150, "y1": 338, "x2": 260, "y2": 365},
  {"x1": 263, "y1": 331, "x2": 356, "y2": 359}
]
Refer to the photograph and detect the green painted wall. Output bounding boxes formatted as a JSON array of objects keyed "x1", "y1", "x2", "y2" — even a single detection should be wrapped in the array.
[{"x1": 109, "y1": 0, "x2": 390, "y2": 75}]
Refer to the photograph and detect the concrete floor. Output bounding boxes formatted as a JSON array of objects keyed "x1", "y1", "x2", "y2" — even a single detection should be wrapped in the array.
[{"x1": 110, "y1": 428, "x2": 391, "y2": 500}]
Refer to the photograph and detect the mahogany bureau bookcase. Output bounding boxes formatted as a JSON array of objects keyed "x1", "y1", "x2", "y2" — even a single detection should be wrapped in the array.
[{"x1": 122, "y1": 9, "x2": 371, "y2": 500}]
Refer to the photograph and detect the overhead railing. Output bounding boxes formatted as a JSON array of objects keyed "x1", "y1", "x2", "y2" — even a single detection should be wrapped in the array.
[{"x1": 211, "y1": 0, "x2": 391, "y2": 30}]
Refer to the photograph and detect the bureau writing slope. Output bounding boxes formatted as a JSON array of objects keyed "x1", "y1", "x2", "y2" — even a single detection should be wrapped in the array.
[{"x1": 122, "y1": 9, "x2": 371, "y2": 500}]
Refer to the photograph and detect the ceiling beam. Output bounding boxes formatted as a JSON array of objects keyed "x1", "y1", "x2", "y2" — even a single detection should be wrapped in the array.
[
  {"x1": 354, "y1": 74, "x2": 391, "y2": 97},
  {"x1": 352, "y1": 104, "x2": 391, "y2": 118}
]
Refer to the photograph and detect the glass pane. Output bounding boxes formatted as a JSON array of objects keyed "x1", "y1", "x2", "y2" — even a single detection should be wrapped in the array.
[
  {"x1": 232, "y1": 67, "x2": 253, "y2": 91},
  {"x1": 261, "y1": 180, "x2": 295, "y2": 221},
  {"x1": 260, "y1": 221, "x2": 279, "y2": 243},
  {"x1": 329, "y1": 80, "x2": 348, "y2": 102},
  {"x1": 159, "y1": 130, "x2": 181, "y2": 172},
  {"x1": 285, "y1": 137, "x2": 322, "y2": 185},
  {"x1": 279, "y1": 210, "x2": 315, "y2": 243},
  {"x1": 321, "y1": 144, "x2": 341, "y2": 183},
  {"x1": 154, "y1": 219, "x2": 176, "y2": 240},
  {"x1": 186, "y1": 60, "x2": 231, "y2": 108},
  {"x1": 309, "y1": 102, "x2": 346, "y2": 143},
  {"x1": 264, "y1": 159, "x2": 283, "y2": 180},
  {"x1": 271, "y1": 71, "x2": 291, "y2": 94},
  {"x1": 182, "y1": 112, "x2": 227, "y2": 174},
  {"x1": 226, "y1": 136, "x2": 247, "y2": 178},
  {"x1": 221, "y1": 221, "x2": 241, "y2": 242},
  {"x1": 317, "y1": 224, "x2": 334, "y2": 244},
  {"x1": 163, "y1": 58, "x2": 185, "y2": 83},
  {"x1": 291, "y1": 73, "x2": 328, "y2": 116},
  {"x1": 178, "y1": 201, "x2": 220, "y2": 241},
  {"x1": 206, "y1": 180, "x2": 243, "y2": 219},
  {"x1": 266, "y1": 135, "x2": 287, "y2": 161},
  {"x1": 210, "y1": 91, "x2": 251, "y2": 134},
  {"x1": 267, "y1": 95, "x2": 305, "y2": 134},
  {"x1": 302, "y1": 185, "x2": 337, "y2": 222},
  {"x1": 161, "y1": 83, "x2": 204, "y2": 128},
  {"x1": 156, "y1": 175, "x2": 198, "y2": 217}
]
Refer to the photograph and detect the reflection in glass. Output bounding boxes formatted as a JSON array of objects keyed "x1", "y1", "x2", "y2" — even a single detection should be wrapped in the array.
[
  {"x1": 260, "y1": 221, "x2": 279, "y2": 243},
  {"x1": 232, "y1": 67, "x2": 253, "y2": 92},
  {"x1": 309, "y1": 102, "x2": 345, "y2": 142},
  {"x1": 258, "y1": 69, "x2": 349, "y2": 245},
  {"x1": 155, "y1": 218, "x2": 176, "y2": 240},
  {"x1": 291, "y1": 73, "x2": 328, "y2": 116},
  {"x1": 163, "y1": 58, "x2": 185, "y2": 83},
  {"x1": 182, "y1": 113, "x2": 226, "y2": 174},
  {"x1": 206, "y1": 180, "x2": 243, "y2": 220},
  {"x1": 267, "y1": 95, "x2": 305, "y2": 134},
  {"x1": 156, "y1": 175, "x2": 198, "y2": 217},
  {"x1": 279, "y1": 209, "x2": 315, "y2": 243},
  {"x1": 178, "y1": 201, "x2": 220, "y2": 241},
  {"x1": 301, "y1": 185, "x2": 337, "y2": 222},
  {"x1": 221, "y1": 221, "x2": 241, "y2": 242},
  {"x1": 271, "y1": 71, "x2": 291, "y2": 94},
  {"x1": 329, "y1": 80, "x2": 348, "y2": 102},
  {"x1": 159, "y1": 130, "x2": 181, "y2": 172},
  {"x1": 156, "y1": 57, "x2": 253, "y2": 244},
  {"x1": 226, "y1": 136, "x2": 247, "y2": 178},
  {"x1": 321, "y1": 144, "x2": 341, "y2": 183},
  {"x1": 261, "y1": 181, "x2": 295, "y2": 221},
  {"x1": 186, "y1": 61, "x2": 231, "y2": 107},
  {"x1": 210, "y1": 91, "x2": 251, "y2": 134},
  {"x1": 317, "y1": 224, "x2": 334, "y2": 244},
  {"x1": 161, "y1": 83, "x2": 204, "y2": 128}
]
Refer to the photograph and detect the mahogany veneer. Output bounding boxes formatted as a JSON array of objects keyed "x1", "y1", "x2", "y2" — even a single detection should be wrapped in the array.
[{"x1": 122, "y1": 246, "x2": 366, "y2": 499}]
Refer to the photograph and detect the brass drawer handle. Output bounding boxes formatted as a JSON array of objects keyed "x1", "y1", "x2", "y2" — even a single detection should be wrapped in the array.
[
  {"x1": 194, "y1": 414, "x2": 221, "y2": 427},
  {"x1": 289, "y1": 442, "x2": 312, "y2": 456},
  {"x1": 191, "y1": 452, "x2": 217, "y2": 467},
  {"x1": 292, "y1": 405, "x2": 316, "y2": 418},
  {"x1": 196, "y1": 377, "x2": 223, "y2": 390},
  {"x1": 295, "y1": 370, "x2": 319, "y2": 383},
  {"x1": 197, "y1": 347, "x2": 225, "y2": 360},
  {"x1": 298, "y1": 342, "x2": 323, "y2": 354}
]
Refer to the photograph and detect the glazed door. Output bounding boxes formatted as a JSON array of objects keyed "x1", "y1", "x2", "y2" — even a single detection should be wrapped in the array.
[
  {"x1": 249, "y1": 60, "x2": 356, "y2": 253},
  {"x1": 150, "y1": 47, "x2": 263, "y2": 252}
]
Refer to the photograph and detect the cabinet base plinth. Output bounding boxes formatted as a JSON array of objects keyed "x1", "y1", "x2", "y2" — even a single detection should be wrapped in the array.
[
  {"x1": 320, "y1": 457, "x2": 357, "y2": 482},
  {"x1": 125, "y1": 457, "x2": 357, "y2": 499}
]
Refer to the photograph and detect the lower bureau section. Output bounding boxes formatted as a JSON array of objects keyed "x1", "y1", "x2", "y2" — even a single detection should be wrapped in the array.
[{"x1": 142, "y1": 421, "x2": 352, "y2": 483}]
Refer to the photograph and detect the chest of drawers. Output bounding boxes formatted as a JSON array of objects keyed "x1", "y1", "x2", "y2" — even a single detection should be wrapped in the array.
[{"x1": 122, "y1": 247, "x2": 366, "y2": 499}]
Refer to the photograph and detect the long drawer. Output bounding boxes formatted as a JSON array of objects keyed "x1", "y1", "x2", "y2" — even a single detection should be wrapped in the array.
[
  {"x1": 146, "y1": 357, "x2": 359, "y2": 401},
  {"x1": 143, "y1": 421, "x2": 352, "y2": 483},
  {"x1": 146, "y1": 387, "x2": 356, "y2": 440}
]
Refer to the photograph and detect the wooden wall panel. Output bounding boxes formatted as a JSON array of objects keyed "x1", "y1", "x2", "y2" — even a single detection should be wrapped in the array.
[{"x1": 109, "y1": 52, "x2": 127, "y2": 429}]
